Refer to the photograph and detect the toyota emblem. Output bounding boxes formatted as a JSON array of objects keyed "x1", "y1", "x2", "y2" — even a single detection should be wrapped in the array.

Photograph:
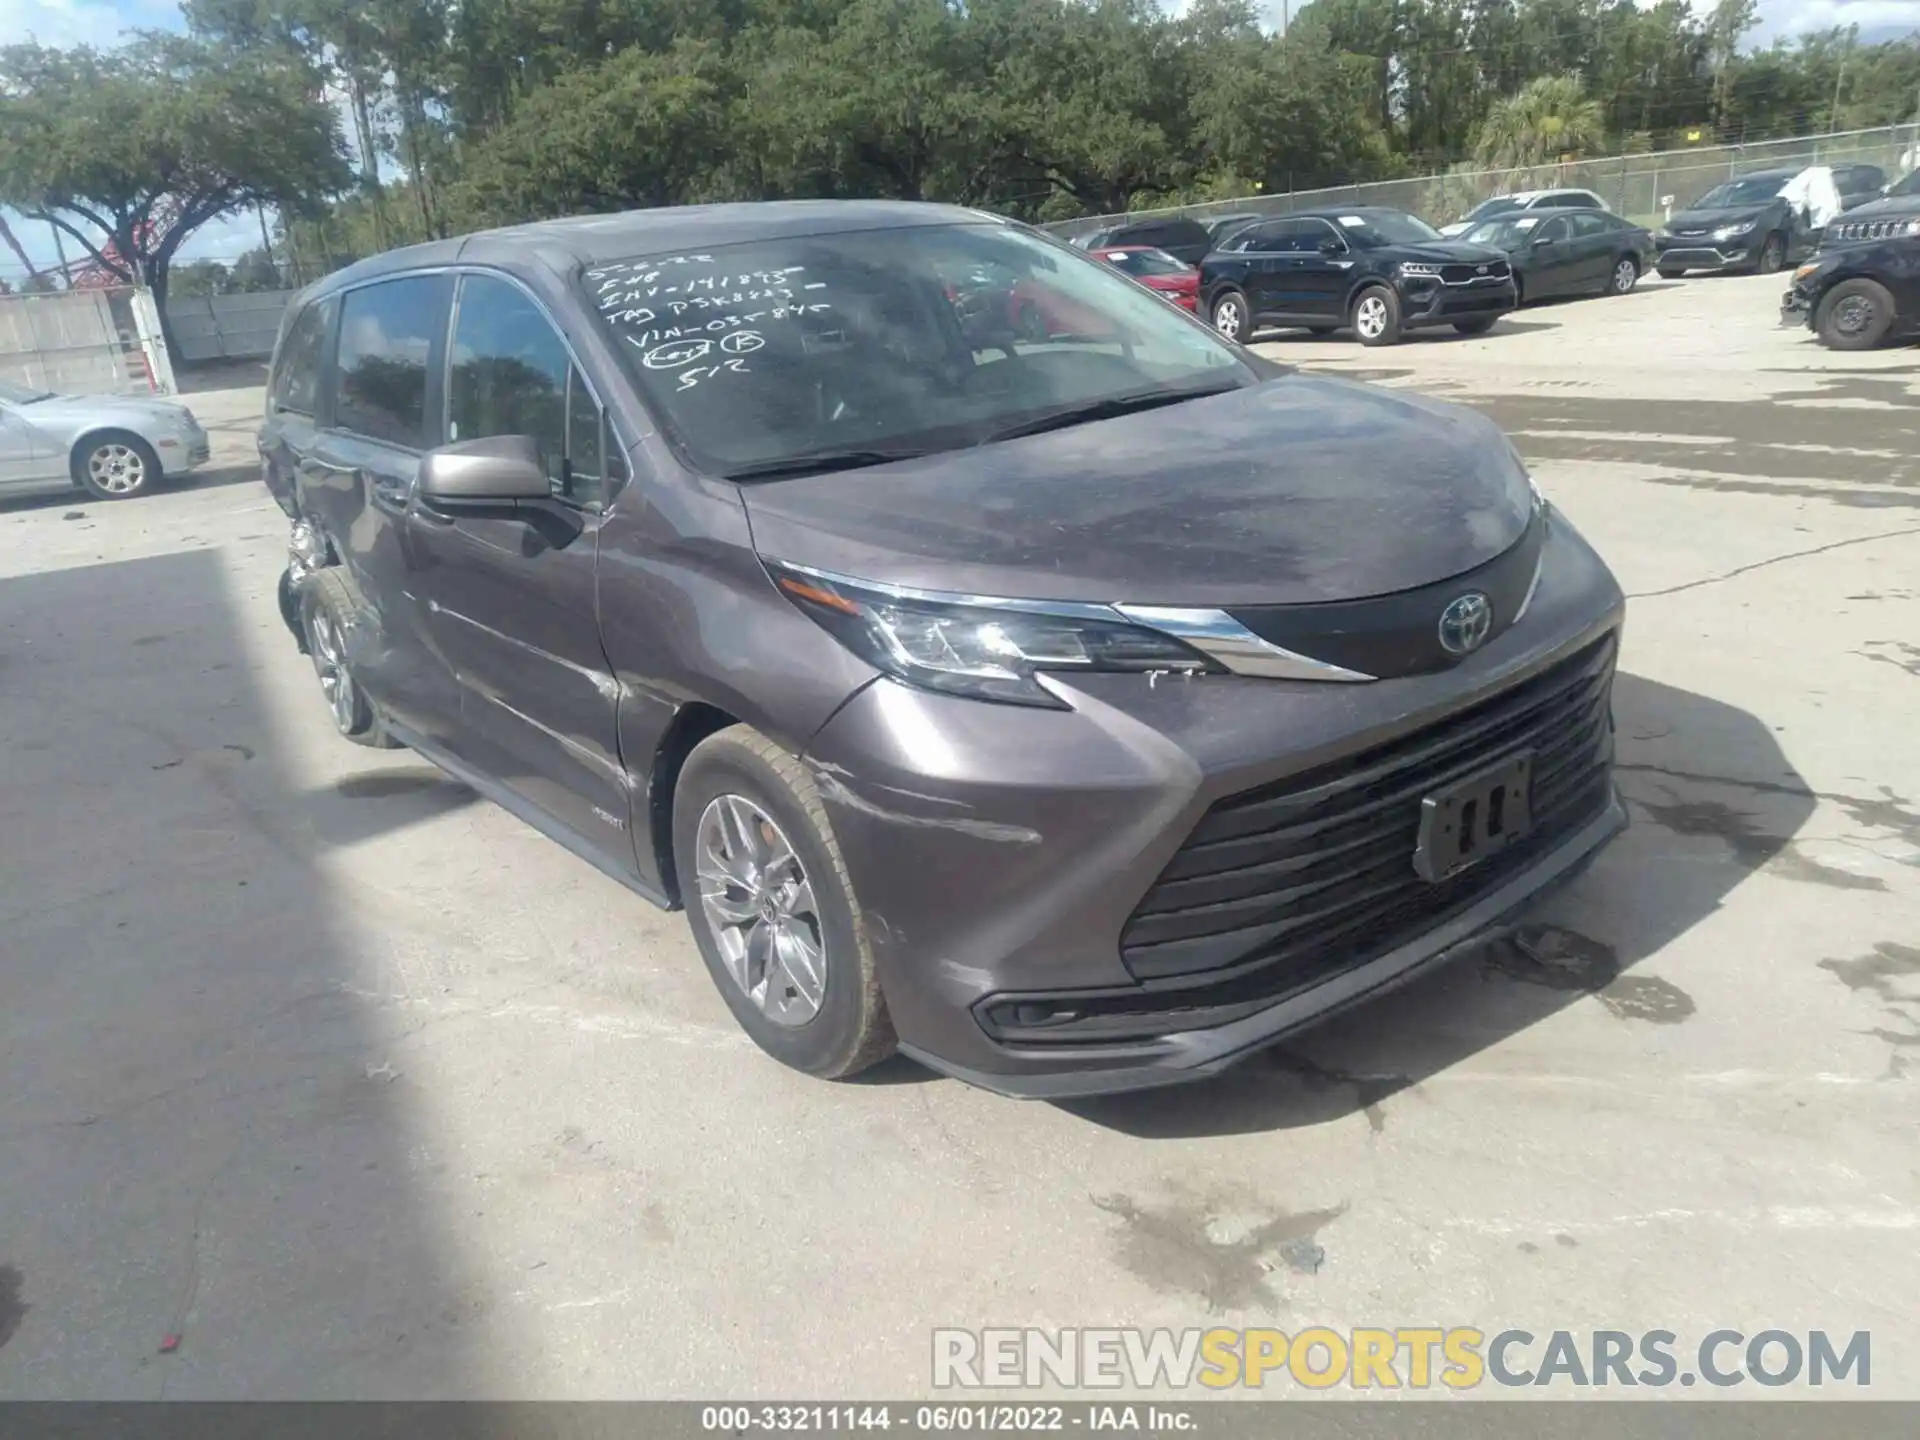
[{"x1": 1438, "y1": 592, "x2": 1494, "y2": 655}]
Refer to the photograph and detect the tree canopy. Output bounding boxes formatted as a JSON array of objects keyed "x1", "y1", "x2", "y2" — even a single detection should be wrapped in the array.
[{"x1": 5, "y1": 0, "x2": 1919, "y2": 294}]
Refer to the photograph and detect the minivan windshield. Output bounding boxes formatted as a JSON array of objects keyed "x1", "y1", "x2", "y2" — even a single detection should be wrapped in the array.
[
  {"x1": 583, "y1": 222, "x2": 1251, "y2": 477},
  {"x1": 1692, "y1": 175, "x2": 1791, "y2": 209}
]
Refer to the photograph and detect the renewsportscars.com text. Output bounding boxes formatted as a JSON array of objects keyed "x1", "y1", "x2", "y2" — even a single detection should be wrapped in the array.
[{"x1": 932, "y1": 1327, "x2": 1872, "y2": 1391}]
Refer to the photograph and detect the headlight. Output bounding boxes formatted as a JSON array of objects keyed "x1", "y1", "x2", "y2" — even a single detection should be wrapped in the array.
[
  {"x1": 766, "y1": 562, "x2": 1219, "y2": 708},
  {"x1": 1712, "y1": 223, "x2": 1755, "y2": 241},
  {"x1": 1653, "y1": 228, "x2": 1671, "y2": 240},
  {"x1": 1793, "y1": 262, "x2": 1820, "y2": 283},
  {"x1": 1398, "y1": 262, "x2": 1444, "y2": 279}
]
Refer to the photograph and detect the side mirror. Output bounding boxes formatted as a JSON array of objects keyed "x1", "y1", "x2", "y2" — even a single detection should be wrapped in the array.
[
  {"x1": 1533, "y1": 234, "x2": 1559, "y2": 246},
  {"x1": 418, "y1": 434, "x2": 551, "y2": 504}
]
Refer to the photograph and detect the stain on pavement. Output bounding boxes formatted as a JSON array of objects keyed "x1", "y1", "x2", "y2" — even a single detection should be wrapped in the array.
[
  {"x1": 1092, "y1": 1187, "x2": 1348, "y2": 1311},
  {"x1": 1482, "y1": 924, "x2": 1694, "y2": 1023}
]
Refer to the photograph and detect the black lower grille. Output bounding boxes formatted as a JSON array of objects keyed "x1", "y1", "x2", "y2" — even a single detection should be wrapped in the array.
[{"x1": 1120, "y1": 634, "x2": 1619, "y2": 985}]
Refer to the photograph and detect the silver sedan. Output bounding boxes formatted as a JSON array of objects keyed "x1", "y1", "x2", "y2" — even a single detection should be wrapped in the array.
[{"x1": 0, "y1": 378, "x2": 211, "y2": 501}]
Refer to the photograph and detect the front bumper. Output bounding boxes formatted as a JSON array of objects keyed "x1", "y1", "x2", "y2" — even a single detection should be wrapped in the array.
[
  {"x1": 1397, "y1": 277, "x2": 1517, "y2": 329},
  {"x1": 156, "y1": 426, "x2": 213, "y2": 474},
  {"x1": 1780, "y1": 283, "x2": 1814, "y2": 328},
  {"x1": 1654, "y1": 237, "x2": 1760, "y2": 272},
  {"x1": 804, "y1": 512, "x2": 1628, "y2": 1098}
]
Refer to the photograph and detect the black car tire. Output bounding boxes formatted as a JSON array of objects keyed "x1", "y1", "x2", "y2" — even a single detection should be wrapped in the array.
[
  {"x1": 1607, "y1": 255, "x2": 1640, "y2": 295},
  {"x1": 1657, "y1": 266, "x2": 1687, "y2": 280},
  {"x1": 1452, "y1": 317, "x2": 1497, "y2": 335},
  {"x1": 1210, "y1": 289, "x2": 1250, "y2": 343},
  {"x1": 72, "y1": 430, "x2": 161, "y2": 501},
  {"x1": 298, "y1": 568, "x2": 401, "y2": 748},
  {"x1": 672, "y1": 725, "x2": 896, "y2": 1081},
  {"x1": 1351, "y1": 285, "x2": 1403, "y2": 346},
  {"x1": 1813, "y1": 278, "x2": 1897, "y2": 352},
  {"x1": 1756, "y1": 233, "x2": 1787, "y2": 275}
]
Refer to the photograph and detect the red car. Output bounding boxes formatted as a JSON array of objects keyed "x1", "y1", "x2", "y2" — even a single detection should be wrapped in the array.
[{"x1": 1091, "y1": 246, "x2": 1201, "y2": 311}]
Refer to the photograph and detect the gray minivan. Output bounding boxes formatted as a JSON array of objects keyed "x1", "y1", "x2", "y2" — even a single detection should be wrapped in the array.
[{"x1": 260, "y1": 200, "x2": 1627, "y2": 1097}]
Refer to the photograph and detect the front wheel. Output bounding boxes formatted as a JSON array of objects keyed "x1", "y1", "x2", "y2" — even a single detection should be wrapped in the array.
[
  {"x1": 1608, "y1": 256, "x2": 1640, "y2": 295},
  {"x1": 1210, "y1": 290, "x2": 1250, "y2": 342},
  {"x1": 672, "y1": 726, "x2": 895, "y2": 1080},
  {"x1": 1351, "y1": 285, "x2": 1402, "y2": 346},
  {"x1": 73, "y1": 431, "x2": 161, "y2": 501},
  {"x1": 1756, "y1": 233, "x2": 1787, "y2": 274},
  {"x1": 1814, "y1": 278, "x2": 1896, "y2": 351},
  {"x1": 298, "y1": 569, "x2": 400, "y2": 748}
]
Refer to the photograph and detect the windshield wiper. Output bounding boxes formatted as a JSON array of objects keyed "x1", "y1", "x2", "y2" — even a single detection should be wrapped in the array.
[
  {"x1": 982, "y1": 383, "x2": 1243, "y2": 444},
  {"x1": 721, "y1": 448, "x2": 932, "y2": 482}
]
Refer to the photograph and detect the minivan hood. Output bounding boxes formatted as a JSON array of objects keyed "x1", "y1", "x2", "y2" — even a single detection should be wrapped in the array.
[
  {"x1": 740, "y1": 376, "x2": 1533, "y2": 608},
  {"x1": 1667, "y1": 205, "x2": 1773, "y2": 230},
  {"x1": 1392, "y1": 240, "x2": 1510, "y2": 264}
]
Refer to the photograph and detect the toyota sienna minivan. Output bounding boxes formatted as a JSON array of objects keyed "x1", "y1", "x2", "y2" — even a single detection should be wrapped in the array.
[{"x1": 259, "y1": 200, "x2": 1627, "y2": 1097}]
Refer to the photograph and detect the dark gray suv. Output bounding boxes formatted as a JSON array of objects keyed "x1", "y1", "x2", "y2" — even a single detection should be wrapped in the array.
[{"x1": 259, "y1": 200, "x2": 1627, "y2": 1097}]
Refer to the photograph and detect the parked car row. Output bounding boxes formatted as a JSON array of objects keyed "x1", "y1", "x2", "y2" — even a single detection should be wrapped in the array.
[{"x1": 1068, "y1": 162, "x2": 1914, "y2": 347}]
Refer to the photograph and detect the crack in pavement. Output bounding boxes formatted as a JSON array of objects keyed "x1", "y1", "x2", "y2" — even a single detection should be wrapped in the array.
[{"x1": 1625, "y1": 524, "x2": 1920, "y2": 599}]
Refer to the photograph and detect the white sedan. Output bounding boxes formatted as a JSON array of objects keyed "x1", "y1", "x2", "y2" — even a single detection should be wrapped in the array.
[{"x1": 0, "y1": 378, "x2": 211, "y2": 501}]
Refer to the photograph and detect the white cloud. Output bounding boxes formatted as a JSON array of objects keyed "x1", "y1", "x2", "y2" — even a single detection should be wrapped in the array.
[{"x1": 1751, "y1": 0, "x2": 1920, "y2": 41}]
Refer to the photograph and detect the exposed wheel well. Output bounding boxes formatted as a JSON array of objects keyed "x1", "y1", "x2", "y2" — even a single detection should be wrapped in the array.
[{"x1": 649, "y1": 700, "x2": 742, "y2": 907}]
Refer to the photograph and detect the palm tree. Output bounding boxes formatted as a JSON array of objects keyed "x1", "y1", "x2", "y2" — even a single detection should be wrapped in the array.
[{"x1": 1473, "y1": 75, "x2": 1608, "y2": 184}]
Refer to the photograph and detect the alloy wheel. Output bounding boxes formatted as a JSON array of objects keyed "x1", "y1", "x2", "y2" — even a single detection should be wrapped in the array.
[
  {"x1": 306, "y1": 606, "x2": 358, "y2": 736},
  {"x1": 695, "y1": 794, "x2": 826, "y2": 1027},
  {"x1": 1212, "y1": 296, "x2": 1244, "y2": 340},
  {"x1": 1354, "y1": 294, "x2": 1388, "y2": 340},
  {"x1": 1612, "y1": 259, "x2": 1637, "y2": 293},
  {"x1": 88, "y1": 442, "x2": 147, "y2": 495}
]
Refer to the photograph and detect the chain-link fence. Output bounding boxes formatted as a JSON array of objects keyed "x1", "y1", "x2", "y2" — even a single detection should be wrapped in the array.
[{"x1": 1045, "y1": 124, "x2": 1920, "y2": 242}]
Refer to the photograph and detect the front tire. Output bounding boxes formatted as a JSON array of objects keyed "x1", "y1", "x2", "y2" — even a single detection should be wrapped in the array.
[
  {"x1": 298, "y1": 569, "x2": 400, "y2": 748},
  {"x1": 672, "y1": 726, "x2": 895, "y2": 1081},
  {"x1": 1351, "y1": 285, "x2": 1402, "y2": 346},
  {"x1": 1814, "y1": 278, "x2": 1896, "y2": 352},
  {"x1": 1210, "y1": 290, "x2": 1250, "y2": 343},
  {"x1": 1756, "y1": 233, "x2": 1787, "y2": 275},
  {"x1": 73, "y1": 431, "x2": 160, "y2": 501},
  {"x1": 1608, "y1": 256, "x2": 1640, "y2": 295}
]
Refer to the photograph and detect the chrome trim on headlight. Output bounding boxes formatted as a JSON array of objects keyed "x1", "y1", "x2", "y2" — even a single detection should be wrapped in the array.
[{"x1": 1112, "y1": 605, "x2": 1377, "y2": 682}]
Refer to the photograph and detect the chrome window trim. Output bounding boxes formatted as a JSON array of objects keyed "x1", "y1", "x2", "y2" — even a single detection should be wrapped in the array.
[{"x1": 772, "y1": 562, "x2": 1381, "y2": 682}]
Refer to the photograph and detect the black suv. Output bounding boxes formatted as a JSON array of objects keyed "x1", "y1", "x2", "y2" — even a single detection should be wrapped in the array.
[
  {"x1": 1782, "y1": 194, "x2": 1920, "y2": 350},
  {"x1": 1655, "y1": 168, "x2": 1818, "y2": 276},
  {"x1": 1200, "y1": 207, "x2": 1517, "y2": 346}
]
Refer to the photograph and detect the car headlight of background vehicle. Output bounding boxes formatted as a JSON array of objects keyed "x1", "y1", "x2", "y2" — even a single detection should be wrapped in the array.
[
  {"x1": 1712, "y1": 222, "x2": 1756, "y2": 241},
  {"x1": 1398, "y1": 262, "x2": 1444, "y2": 279},
  {"x1": 766, "y1": 561, "x2": 1220, "y2": 708}
]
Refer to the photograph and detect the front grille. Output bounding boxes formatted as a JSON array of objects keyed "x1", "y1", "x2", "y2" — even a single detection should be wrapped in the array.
[
  {"x1": 1441, "y1": 260, "x2": 1510, "y2": 285},
  {"x1": 1827, "y1": 217, "x2": 1920, "y2": 244},
  {"x1": 1120, "y1": 634, "x2": 1618, "y2": 984}
]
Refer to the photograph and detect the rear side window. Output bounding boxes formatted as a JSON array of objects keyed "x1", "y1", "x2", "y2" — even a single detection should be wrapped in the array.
[
  {"x1": 334, "y1": 275, "x2": 450, "y2": 448},
  {"x1": 1571, "y1": 212, "x2": 1615, "y2": 238},
  {"x1": 271, "y1": 298, "x2": 334, "y2": 416}
]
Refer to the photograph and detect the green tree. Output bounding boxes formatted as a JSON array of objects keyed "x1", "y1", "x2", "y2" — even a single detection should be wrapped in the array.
[
  {"x1": 1473, "y1": 73, "x2": 1607, "y2": 178},
  {"x1": 0, "y1": 37, "x2": 348, "y2": 350}
]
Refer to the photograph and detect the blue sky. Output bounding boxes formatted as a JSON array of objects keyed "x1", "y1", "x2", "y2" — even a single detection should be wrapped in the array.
[{"x1": 3, "y1": 0, "x2": 1917, "y2": 273}]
